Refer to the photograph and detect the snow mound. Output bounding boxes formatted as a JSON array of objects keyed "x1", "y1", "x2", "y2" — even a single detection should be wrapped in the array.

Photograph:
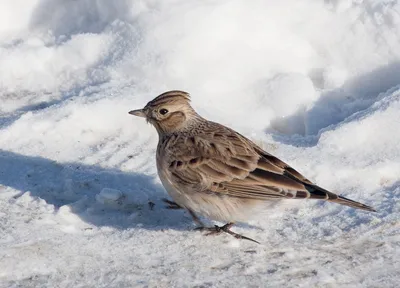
[{"x1": 1, "y1": 0, "x2": 399, "y2": 287}]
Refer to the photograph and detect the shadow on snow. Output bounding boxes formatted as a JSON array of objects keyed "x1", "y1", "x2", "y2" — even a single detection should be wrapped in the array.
[{"x1": 0, "y1": 150, "x2": 193, "y2": 231}]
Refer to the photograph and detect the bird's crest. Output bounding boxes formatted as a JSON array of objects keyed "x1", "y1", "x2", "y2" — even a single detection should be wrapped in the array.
[{"x1": 147, "y1": 90, "x2": 191, "y2": 108}]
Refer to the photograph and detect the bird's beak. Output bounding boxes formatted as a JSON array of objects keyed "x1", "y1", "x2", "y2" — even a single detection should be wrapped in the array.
[{"x1": 128, "y1": 109, "x2": 146, "y2": 118}]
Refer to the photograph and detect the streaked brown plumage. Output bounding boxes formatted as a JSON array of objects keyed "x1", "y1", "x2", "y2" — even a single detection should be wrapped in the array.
[{"x1": 129, "y1": 90, "x2": 376, "y2": 243}]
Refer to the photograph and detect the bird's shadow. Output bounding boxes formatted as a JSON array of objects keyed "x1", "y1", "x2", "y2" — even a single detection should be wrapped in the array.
[
  {"x1": 1, "y1": 151, "x2": 389, "y2": 236},
  {"x1": 0, "y1": 150, "x2": 195, "y2": 232}
]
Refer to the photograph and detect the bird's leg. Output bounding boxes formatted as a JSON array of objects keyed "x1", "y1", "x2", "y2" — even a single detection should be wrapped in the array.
[
  {"x1": 162, "y1": 198, "x2": 182, "y2": 210},
  {"x1": 162, "y1": 199, "x2": 206, "y2": 227},
  {"x1": 196, "y1": 223, "x2": 260, "y2": 244},
  {"x1": 162, "y1": 199, "x2": 205, "y2": 226},
  {"x1": 162, "y1": 202, "x2": 258, "y2": 243},
  {"x1": 187, "y1": 209, "x2": 206, "y2": 227}
]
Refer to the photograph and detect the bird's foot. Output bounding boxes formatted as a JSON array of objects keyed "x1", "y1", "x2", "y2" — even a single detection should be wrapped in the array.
[
  {"x1": 162, "y1": 198, "x2": 182, "y2": 209},
  {"x1": 195, "y1": 223, "x2": 260, "y2": 244}
]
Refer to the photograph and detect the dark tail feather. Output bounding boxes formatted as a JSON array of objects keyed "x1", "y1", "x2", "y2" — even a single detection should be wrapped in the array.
[
  {"x1": 303, "y1": 184, "x2": 376, "y2": 212},
  {"x1": 329, "y1": 195, "x2": 376, "y2": 212}
]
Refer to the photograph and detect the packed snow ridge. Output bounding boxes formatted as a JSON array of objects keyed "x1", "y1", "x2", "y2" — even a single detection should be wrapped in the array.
[{"x1": 0, "y1": 0, "x2": 399, "y2": 287}]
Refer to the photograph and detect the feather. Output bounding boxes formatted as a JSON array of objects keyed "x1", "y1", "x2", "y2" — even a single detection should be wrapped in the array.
[{"x1": 167, "y1": 123, "x2": 376, "y2": 212}]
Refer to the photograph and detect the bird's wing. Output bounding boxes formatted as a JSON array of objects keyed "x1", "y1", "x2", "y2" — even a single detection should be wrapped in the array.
[
  {"x1": 167, "y1": 124, "x2": 310, "y2": 200},
  {"x1": 166, "y1": 123, "x2": 375, "y2": 212}
]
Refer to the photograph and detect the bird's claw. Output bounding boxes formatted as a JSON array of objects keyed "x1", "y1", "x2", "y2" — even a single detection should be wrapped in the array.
[{"x1": 195, "y1": 223, "x2": 260, "y2": 244}]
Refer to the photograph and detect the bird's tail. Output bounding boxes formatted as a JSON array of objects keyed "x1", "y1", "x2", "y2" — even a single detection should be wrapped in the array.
[
  {"x1": 328, "y1": 194, "x2": 376, "y2": 212},
  {"x1": 303, "y1": 184, "x2": 376, "y2": 212}
]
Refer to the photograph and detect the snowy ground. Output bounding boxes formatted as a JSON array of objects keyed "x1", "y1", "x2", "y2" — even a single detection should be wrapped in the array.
[{"x1": 1, "y1": 0, "x2": 399, "y2": 287}]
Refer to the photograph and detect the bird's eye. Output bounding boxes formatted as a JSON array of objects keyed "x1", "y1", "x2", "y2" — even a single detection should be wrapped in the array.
[{"x1": 159, "y1": 108, "x2": 169, "y2": 115}]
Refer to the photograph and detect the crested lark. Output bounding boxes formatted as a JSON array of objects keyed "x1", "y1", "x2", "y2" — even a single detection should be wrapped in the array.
[{"x1": 129, "y1": 91, "x2": 376, "y2": 243}]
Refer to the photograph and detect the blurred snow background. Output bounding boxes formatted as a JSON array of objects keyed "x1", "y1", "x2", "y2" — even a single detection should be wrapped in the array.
[{"x1": 0, "y1": 0, "x2": 399, "y2": 287}]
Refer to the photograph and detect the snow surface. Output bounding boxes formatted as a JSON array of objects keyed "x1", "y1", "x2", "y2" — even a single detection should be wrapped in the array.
[{"x1": 1, "y1": 0, "x2": 399, "y2": 287}]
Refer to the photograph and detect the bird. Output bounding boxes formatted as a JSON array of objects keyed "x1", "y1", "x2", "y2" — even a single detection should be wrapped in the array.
[{"x1": 129, "y1": 90, "x2": 376, "y2": 243}]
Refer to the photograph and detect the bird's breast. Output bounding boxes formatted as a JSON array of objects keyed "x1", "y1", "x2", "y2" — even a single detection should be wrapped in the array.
[{"x1": 156, "y1": 151, "x2": 187, "y2": 206}]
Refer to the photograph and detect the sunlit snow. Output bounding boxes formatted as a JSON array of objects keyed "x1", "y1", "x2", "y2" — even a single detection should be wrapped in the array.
[{"x1": 0, "y1": 0, "x2": 399, "y2": 287}]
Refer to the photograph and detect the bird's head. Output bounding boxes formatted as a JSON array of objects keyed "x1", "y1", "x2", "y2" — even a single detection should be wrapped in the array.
[{"x1": 129, "y1": 90, "x2": 198, "y2": 134}]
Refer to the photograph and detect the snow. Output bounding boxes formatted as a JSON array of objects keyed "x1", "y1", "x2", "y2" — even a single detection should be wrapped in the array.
[{"x1": 0, "y1": 0, "x2": 399, "y2": 287}]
